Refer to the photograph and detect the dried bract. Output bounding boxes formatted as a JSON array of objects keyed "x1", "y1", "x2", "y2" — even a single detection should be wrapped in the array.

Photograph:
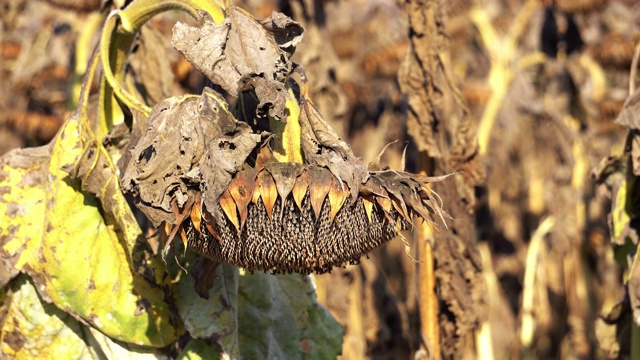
[{"x1": 121, "y1": 8, "x2": 447, "y2": 274}]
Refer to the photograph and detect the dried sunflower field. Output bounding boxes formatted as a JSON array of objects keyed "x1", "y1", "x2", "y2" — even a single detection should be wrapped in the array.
[{"x1": 1, "y1": 0, "x2": 640, "y2": 359}]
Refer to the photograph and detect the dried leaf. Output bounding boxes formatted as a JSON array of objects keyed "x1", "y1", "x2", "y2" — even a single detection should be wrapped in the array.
[
  {"x1": 200, "y1": 131, "x2": 262, "y2": 221},
  {"x1": 299, "y1": 100, "x2": 368, "y2": 201},
  {"x1": 172, "y1": 9, "x2": 304, "y2": 120},
  {"x1": 122, "y1": 88, "x2": 239, "y2": 226}
]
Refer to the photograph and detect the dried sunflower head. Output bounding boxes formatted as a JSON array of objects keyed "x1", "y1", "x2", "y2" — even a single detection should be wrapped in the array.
[
  {"x1": 121, "y1": 8, "x2": 447, "y2": 274},
  {"x1": 122, "y1": 87, "x2": 445, "y2": 274}
]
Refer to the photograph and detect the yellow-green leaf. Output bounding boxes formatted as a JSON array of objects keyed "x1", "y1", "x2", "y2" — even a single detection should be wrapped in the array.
[
  {"x1": 0, "y1": 115, "x2": 183, "y2": 347},
  {"x1": 0, "y1": 146, "x2": 49, "y2": 276},
  {"x1": 0, "y1": 276, "x2": 99, "y2": 359}
]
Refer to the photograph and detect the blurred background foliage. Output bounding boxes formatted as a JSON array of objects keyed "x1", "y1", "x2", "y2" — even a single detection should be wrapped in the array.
[{"x1": 2, "y1": 0, "x2": 640, "y2": 358}]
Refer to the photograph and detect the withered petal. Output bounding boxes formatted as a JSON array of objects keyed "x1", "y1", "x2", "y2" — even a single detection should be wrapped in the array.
[
  {"x1": 307, "y1": 166, "x2": 332, "y2": 220},
  {"x1": 266, "y1": 162, "x2": 304, "y2": 218},
  {"x1": 190, "y1": 198, "x2": 203, "y2": 235},
  {"x1": 219, "y1": 189, "x2": 240, "y2": 232},
  {"x1": 292, "y1": 169, "x2": 310, "y2": 211},
  {"x1": 255, "y1": 169, "x2": 278, "y2": 220},
  {"x1": 362, "y1": 196, "x2": 375, "y2": 224},
  {"x1": 228, "y1": 169, "x2": 258, "y2": 230},
  {"x1": 180, "y1": 227, "x2": 189, "y2": 248},
  {"x1": 376, "y1": 196, "x2": 393, "y2": 220},
  {"x1": 328, "y1": 176, "x2": 348, "y2": 222},
  {"x1": 361, "y1": 175, "x2": 389, "y2": 198},
  {"x1": 391, "y1": 196, "x2": 412, "y2": 224}
]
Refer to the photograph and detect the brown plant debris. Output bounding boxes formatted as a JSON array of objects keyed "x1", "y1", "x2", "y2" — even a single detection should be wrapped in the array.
[{"x1": 172, "y1": 8, "x2": 304, "y2": 121}]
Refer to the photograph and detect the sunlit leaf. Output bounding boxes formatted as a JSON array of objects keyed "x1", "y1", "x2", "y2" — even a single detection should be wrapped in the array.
[
  {"x1": 0, "y1": 116, "x2": 183, "y2": 347},
  {"x1": 0, "y1": 276, "x2": 98, "y2": 359}
]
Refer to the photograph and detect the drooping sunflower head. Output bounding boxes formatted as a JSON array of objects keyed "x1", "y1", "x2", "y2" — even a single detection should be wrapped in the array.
[
  {"x1": 122, "y1": 87, "x2": 445, "y2": 274},
  {"x1": 121, "y1": 7, "x2": 447, "y2": 274}
]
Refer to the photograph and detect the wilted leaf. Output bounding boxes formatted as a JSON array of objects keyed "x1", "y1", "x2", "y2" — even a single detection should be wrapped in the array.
[
  {"x1": 298, "y1": 100, "x2": 368, "y2": 201},
  {"x1": 237, "y1": 273, "x2": 342, "y2": 359},
  {"x1": 122, "y1": 89, "x2": 237, "y2": 226},
  {"x1": 172, "y1": 9, "x2": 304, "y2": 120}
]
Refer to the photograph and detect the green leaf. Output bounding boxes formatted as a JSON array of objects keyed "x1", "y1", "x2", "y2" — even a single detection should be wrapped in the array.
[
  {"x1": 237, "y1": 273, "x2": 342, "y2": 359},
  {"x1": 172, "y1": 252, "x2": 341, "y2": 359},
  {"x1": 174, "y1": 260, "x2": 240, "y2": 357},
  {"x1": 177, "y1": 339, "x2": 221, "y2": 360}
]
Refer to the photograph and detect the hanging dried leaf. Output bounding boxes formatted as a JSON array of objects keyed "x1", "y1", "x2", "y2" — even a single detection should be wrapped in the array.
[
  {"x1": 172, "y1": 9, "x2": 304, "y2": 120},
  {"x1": 122, "y1": 88, "x2": 244, "y2": 226}
]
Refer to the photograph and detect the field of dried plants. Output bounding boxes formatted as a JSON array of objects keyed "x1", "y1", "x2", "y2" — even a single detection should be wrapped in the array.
[{"x1": 1, "y1": 0, "x2": 640, "y2": 359}]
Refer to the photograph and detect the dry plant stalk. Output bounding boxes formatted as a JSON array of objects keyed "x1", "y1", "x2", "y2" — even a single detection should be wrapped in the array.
[{"x1": 418, "y1": 223, "x2": 439, "y2": 358}]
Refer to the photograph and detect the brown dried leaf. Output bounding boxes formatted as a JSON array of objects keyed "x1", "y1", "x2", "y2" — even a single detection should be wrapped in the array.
[
  {"x1": 299, "y1": 100, "x2": 368, "y2": 201},
  {"x1": 307, "y1": 166, "x2": 332, "y2": 219},
  {"x1": 172, "y1": 9, "x2": 304, "y2": 120},
  {"x1": 292, "y1": 169, "x2": 310, "y2": 211},
  {"x1": 122, "y1": 88, "x2": 241, "y2": 226},
  {"x1": 200, "y1": 131, "x2": 262, "y2": 222}
]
